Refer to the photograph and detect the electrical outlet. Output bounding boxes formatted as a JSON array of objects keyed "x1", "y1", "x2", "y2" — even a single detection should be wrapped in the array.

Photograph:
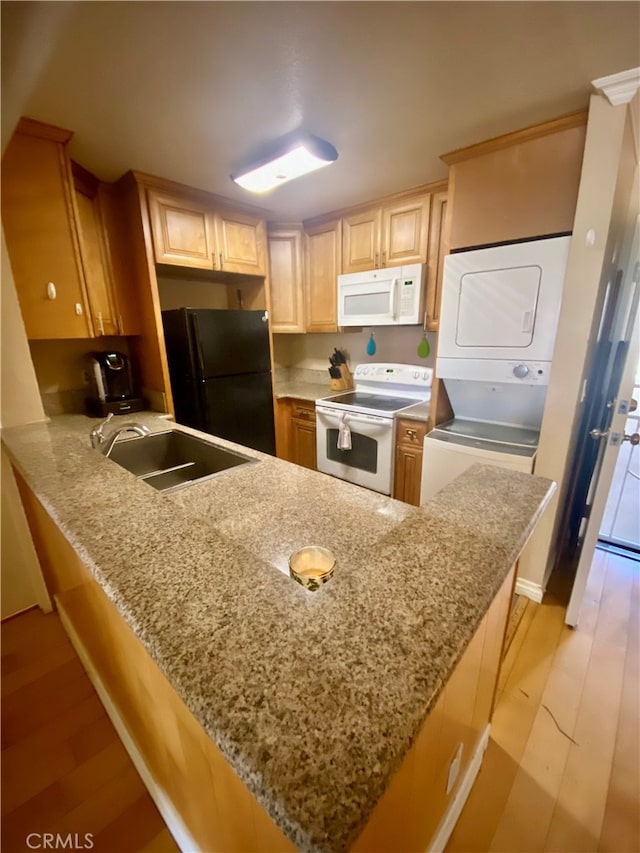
[
  {"x1": 81, "y1": 369, "x2": 91, "y2": 386},
  {"x1": 446, "y1": 742, "x2": 463, "y2": 795}
]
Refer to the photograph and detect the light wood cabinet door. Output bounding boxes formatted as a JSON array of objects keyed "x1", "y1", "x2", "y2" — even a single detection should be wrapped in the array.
[
  {"x1": 147, "y1": 189, "x2": 215, "y2": 269},
  {"x1": 304, "y1": 220, "x2": 341, "y2": 333},
  {"x1": 425, "y1": 191, "x2": 448, "y2": 331},
  {"x1": 342, "y1": 208, "x2": 381, "y2": 273},
  {"x1": 393, "y1": 419, "x2": 428, "y2": 506},
  {"x1": 290, "y1": 400, "x2": 317, "y2": 470},
  {"x1": 268, "y1": 228, "x2": 305, "y2": 333},
  {"x1": 1, "y1": 123, "x2": 93, "y2": 339},
  {"x1": 74, "y1": 187, "x2": 120, "y2": 336},
  {"x1": 382, "y1": 194, "x2": 431, "y2": 268},
  {"x1": 215, "y1": 210, "x2": 267, "y2": 276}
]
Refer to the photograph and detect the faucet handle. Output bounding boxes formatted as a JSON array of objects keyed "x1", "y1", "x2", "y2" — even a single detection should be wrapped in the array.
[{"x1": 90, "y1": 412, "x2": 115, "y2": 448}]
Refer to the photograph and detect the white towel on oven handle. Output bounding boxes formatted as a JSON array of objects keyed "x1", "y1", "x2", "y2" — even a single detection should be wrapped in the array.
[{"x1": 337, "y1": 414, "x2": 352, "y2": 450}]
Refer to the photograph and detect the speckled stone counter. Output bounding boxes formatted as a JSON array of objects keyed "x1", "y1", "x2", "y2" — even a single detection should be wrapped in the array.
[
  {"x1": 273, "y1": 380, "x2": 329, "y2": 402},
  {"x1": 2, "y1": 415, "x2": 555, "y2": 852}
]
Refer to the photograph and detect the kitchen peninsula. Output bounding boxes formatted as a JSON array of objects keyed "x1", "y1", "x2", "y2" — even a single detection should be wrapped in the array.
[{"x1": 2, "y1": 414, "x2": 555, "y2": 853}]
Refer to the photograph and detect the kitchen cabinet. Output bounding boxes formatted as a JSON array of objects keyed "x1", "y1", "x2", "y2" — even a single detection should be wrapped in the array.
[
  {"x1": 342, "y1": 192, "x2": 431, "y2": 273},
  {"x1": 1, "y1": 119, "x2": 93, "y2": 339},
  {"x1": 290, "y1": 399, "x2": 317, "y2": 470},
  {"x1": 304, "y1": 219, "x2": 342, "y2": 333},
  {"x1": 1, "y1": 119, "x2": 134, "y2": 341},
  {"x1": 147, "y1": 188, "x2": 267, "y2": 276},
  {"x1": 216, "y1": 207, "x2": 267, "y2": 276},
  {"x1": 267, "y1": 227, "x2": 305, "y2": 332},
  {"x1": 393, "y1": 418, "x2": 428, "y2": 505},
  {"x1": 424, "y1": 191, "x2": 448, "y2": 331}
]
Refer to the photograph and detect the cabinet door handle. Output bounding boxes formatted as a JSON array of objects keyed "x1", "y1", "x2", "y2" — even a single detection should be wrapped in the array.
[
  {"x1": 212, "y1": 252, "x2": 217, "y2": 269},
  {"x1": 118, "y1": 314, "x2": 124, "y2": 335},
  {"x1": 219, "y1": 251, "x2": 223, "y2": 270},
  {"x1": 381, "y1": 251, "x2": 386, "y2": 267},
  {"x1": 405, "y1": 428, "x2": 417, "y2": 439},
  {"x1": 97, "y1": 312, "x2": 105, "y2": 335},
  {"x1": 374, "y1": 253, "x2": 379, "y2": 268}
]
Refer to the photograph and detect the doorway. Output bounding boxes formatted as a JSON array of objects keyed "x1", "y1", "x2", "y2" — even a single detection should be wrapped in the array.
[{"x1": 598, "y1": 353, "x2": 640, "y2": 552}]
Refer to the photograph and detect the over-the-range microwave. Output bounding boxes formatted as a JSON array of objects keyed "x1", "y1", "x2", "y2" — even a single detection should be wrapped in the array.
[{"x1": 337, "y1": 263, "x2": 426, "y2": 326}]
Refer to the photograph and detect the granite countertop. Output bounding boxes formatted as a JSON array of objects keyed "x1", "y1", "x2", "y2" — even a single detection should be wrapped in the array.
[
  {"x1": 2, "y1": 414, "x2": 555, "y2": 852},
  {"x1": 274, "y1": 380, "x2": 330, "y2": 402}
]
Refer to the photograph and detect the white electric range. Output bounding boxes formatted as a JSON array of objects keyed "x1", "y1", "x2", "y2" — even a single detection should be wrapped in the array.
[{"x1": 315, "y1": 363, "x2": 433, "y2": 495}]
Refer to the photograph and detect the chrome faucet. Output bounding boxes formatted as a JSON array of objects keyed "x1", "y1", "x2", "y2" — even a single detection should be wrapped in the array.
[{"x1": 90, "y1": 413, "x2": 150, "y2": 456}]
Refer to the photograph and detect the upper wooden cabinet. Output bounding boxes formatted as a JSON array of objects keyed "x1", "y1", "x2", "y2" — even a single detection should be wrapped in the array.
[
  {"x1": 424, "y1": 191, "x2": 448, "y2": 332},
  {"x1": 2, "y1": 120, "x2": 94, "y2": 339},
  {"x1": 147, "y1": 188, "x2": 267, "y2": 276},
  {"x1": 215, "y1": 208, "x2": 266, "y2": 276},
  {"x1": 304, "y1": 219, "x2": 342, "y2": 333},
  {"x1": 2, "y1": 119, "x2": 134, "y2": 340},
  {"x1": 267, "y1": 228, "x2": 305, "y2": 333},
  {"x1": 147, "y1": 190, "x2": 215, "y2": 269},
  {"x1": 342, "y1": 193, "x2": 431, "y2": 273}
]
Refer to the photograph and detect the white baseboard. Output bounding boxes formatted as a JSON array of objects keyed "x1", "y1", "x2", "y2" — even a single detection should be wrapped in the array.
[
  {"x1": 515, "y1": 576, "x2": 544, "y2": 603},
  {"x1": 428, "y1": 724, "x2": 491, "y2": 853},
  {"x1": 57, "y1": 598, "x2": 199, "y2": 853}
]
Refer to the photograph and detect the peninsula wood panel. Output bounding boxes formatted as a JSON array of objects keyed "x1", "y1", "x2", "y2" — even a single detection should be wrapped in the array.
[
  {"x1": 446, "y1": 120, "x2": 587, "y2": 250},
  {"x1": 16, "y1": 476, "x2": 295, "y2": 853},
  {"x1": 352, "y1": 565, "x2": 515, "y2": 852}
]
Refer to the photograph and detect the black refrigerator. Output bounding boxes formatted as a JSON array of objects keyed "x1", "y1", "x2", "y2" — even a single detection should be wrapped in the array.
[{"x1": 161, "y1": 308, "x2": 276, "y2": 456}]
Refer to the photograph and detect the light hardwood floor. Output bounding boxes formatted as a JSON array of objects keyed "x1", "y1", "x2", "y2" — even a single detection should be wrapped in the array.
[
  {"x1": 1, "y1": 607, "x2": 178, "y2": 853},
  {"x1": 448, "y1": 546, "x2": 639, "y2": 853},
  {"x1": 2, "y1": 547, "x2": 637, "y2": 853}
]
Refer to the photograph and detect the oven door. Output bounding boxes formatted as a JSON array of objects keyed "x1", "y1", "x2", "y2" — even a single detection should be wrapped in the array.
[{"x1": 315, "y1": 406, "x2": 394, "y2": 494}]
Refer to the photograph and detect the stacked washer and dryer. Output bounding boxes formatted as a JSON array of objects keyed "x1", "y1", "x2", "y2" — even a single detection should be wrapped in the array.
[{"x1": 420, "y1": 234, "x2": 571, "y2": 503}]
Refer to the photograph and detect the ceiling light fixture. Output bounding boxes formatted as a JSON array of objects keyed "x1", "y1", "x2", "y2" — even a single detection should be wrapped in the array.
[{"x1": 231, "y1": 133, "x2": 338, "y2": 194}]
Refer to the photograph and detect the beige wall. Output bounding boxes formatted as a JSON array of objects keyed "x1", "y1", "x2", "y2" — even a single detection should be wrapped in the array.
[
  {"x1": 273, "y1": 326, "x2": 437, "y2": 373},
  {"x1": 1, "y1": 230, "x2": 51, "y2": 616},
  {"x1": 157, "y1": 275, "x2": 230, "y2": 311},
  {"x1": 29, "y1": 336, "x2": 129, "y2": 393},
  {"x1": 518, "y1": 94, "x2": 639, "y2": 591}
]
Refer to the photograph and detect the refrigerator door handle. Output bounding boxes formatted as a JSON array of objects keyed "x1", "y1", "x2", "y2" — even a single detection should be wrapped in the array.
[{"x1": 190, "y1": 313, "x2": 206, "y2": 378}]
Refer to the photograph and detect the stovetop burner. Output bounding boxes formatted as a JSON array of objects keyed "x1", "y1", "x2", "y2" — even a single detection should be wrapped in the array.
[{"x1": 323, "y1": 391, "x2": 421, "y2": 413}]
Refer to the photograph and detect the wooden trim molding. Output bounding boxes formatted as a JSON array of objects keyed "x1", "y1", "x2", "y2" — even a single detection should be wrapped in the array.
[
  {"x1": 303, "y1": 178, "x2": 448, "y2": 229},
  {"x1": 592, "y1": 67, "x2": 640, "y2": 106},
  {"x1": 14, "y1": 116, "x2": 73, "y2": 145},
  {"x1": 440, "y1": 110, "x2": 588, "y2": 165},
  {"x1": 126, "y1": 170, "x2": 270, "y2": 219}
]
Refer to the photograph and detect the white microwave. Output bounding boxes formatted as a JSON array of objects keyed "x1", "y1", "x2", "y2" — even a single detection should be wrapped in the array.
[{"x1": 337, "y1": 263, "x2": 425, "y2": 326}]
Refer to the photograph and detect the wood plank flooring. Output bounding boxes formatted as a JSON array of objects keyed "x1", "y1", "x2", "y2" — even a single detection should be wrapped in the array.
[
  {"x1": 1, "y1": 607, "x2": 178, "y2": 853},
  {"x1": 2, "y1": 548, "x2": 637, "y2": 853},
  {"x1": 448, "y1": 547, "x2": 640, "y2": 853}
]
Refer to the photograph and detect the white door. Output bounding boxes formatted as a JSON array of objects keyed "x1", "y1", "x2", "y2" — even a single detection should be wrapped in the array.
[
  {"x1": 566, "y1": 235, "x2": 639, "y2": 627},
  {"x1": 599, "y1": 360, "x2": 640, "y2": 549}
]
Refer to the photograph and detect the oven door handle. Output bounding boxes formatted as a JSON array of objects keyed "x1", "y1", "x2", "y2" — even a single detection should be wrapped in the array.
[{"x1": 316, "y1": 409, "x2": 392, "y2": 428}]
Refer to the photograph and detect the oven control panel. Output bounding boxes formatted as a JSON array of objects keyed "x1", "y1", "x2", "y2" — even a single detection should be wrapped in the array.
[{"x1": 353, "y1": 363, "x2": 433, "y2": 388}]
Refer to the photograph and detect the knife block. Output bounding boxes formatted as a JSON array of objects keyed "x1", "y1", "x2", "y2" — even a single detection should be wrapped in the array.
[{"x1": 329, "y1": 364, "x2": 354, "y2": 392}]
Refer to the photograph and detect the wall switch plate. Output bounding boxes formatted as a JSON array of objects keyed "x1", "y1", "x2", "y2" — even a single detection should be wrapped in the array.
[{"x1": 446, "y1": 742, "x2": 463, "y2": 795}]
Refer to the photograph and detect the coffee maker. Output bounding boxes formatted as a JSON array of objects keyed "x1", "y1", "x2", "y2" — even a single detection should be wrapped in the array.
[{"x1": 85, "y1": 351, "x2": 144, "y2": 417}]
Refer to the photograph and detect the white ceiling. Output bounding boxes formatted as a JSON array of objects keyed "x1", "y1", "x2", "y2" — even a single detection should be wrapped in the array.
[{"x1": 2, "y1": 2, "x2": 639, "y2": 222}]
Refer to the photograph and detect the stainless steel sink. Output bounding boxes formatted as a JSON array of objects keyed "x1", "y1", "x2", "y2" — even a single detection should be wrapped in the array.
[{"x1": 107, "y1": 429, "x2": 256, "y2": 492}]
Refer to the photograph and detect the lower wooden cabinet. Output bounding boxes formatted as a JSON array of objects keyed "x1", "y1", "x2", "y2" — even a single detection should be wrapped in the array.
[
  {"x1": 275, "y1": 398, "x2": 317, "y2": 470},
  {"x1": 291, "y1": 400, "x2": 317, "y2": 470},
  {"x1": 393, "y1": 418, "x2": 429, "y2": 506}
]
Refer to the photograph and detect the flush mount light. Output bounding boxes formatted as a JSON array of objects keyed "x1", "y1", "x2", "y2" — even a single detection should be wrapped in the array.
[{"x1": 231, "y1": 133, "x2": 338, "y2": 194}]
